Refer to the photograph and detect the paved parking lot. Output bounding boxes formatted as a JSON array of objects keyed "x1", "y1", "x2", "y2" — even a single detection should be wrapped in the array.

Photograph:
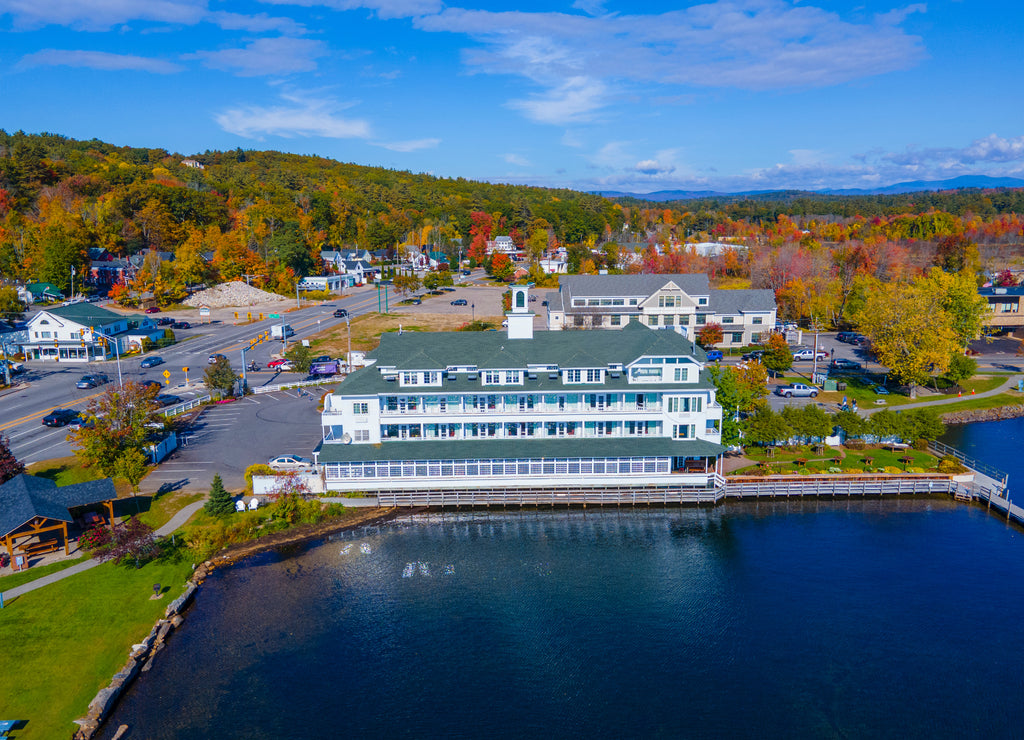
[{"x1": 144, "y1": 391, "x2": 324, "y2": 493}]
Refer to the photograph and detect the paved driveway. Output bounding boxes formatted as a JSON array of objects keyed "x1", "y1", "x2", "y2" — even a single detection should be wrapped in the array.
[{"x1": 145, "y1": 390, "x2": 324, "y2": 493}]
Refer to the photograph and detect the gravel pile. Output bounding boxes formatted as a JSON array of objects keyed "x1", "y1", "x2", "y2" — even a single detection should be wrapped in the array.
[{"x1": 183, "y1": 282, "x2": 290, "y2": 308}]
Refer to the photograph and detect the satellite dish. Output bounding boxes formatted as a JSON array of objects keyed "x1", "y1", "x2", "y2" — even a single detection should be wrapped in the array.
[{"x1": 341, "y1": 433, "x2": 352, "y2": 444}]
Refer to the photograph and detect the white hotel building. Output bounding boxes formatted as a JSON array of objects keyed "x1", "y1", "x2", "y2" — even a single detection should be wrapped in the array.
[{"x1": 316, "y1": 286, "x2": 726, "y2": 497}]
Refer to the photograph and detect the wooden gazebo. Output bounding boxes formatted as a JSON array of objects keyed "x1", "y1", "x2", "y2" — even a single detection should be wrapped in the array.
[{"x1": 0, "y1": 474, "x2": 116, "y2": 567}]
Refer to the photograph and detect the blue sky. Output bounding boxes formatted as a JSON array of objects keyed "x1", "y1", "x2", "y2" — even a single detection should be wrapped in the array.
[{"x1": 1, "y1": 0, "x2": 1022, "y2": 193}]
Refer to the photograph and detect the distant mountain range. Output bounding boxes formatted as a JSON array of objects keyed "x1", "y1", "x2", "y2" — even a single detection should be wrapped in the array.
[{"x1": 594, "y1": 175, "x2": 1024, "y2": 202}]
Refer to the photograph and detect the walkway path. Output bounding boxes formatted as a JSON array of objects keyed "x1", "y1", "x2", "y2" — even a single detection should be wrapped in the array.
[
  {"x1": 862, "y1": 375, "x2": 1022, "y2": 415},
  {"x1": 1, "y1": 498, "x2": 207, "y2": 602}
]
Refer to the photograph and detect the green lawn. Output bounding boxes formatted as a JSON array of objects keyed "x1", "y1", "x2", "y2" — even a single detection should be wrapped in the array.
[
  {"x1": 0, "y1": 557, "x2": 195, "y2": 740},
  {"x1": 134, "y1": 490, "x2": 205, "y2": 531},
  {"x1": 0, "y1": 556, "x2": 88, "y2": 593},
  {"x1": 736, "y1": 445, "x2": 938, "y2": 475}
]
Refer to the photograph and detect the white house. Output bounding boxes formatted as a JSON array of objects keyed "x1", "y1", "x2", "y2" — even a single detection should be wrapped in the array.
[
  {"x1": 25, "y1": 304, "x2": 132, "y2": 363},
  {"x1": 545, "y1": 274, "x2": 776, "y2": 347},
  {"x1": 316, "y1": 285, "x2": 725, "y2": 495},
  {"x1": 298, "y1": 275, "x2": 344, "y2": 292}
]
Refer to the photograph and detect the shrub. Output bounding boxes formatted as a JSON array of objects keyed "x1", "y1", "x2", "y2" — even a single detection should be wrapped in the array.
[
  {"x1": 844, "y1": 438, "x2": 866, "y2": 450},
  {"x1": 244, "y1": 463, "x2": 276, "y2": 492},
  {"x1": 827, "y1": 466, "x2": 842, "y2": 474},
  {"x1": 912, "y1": 438, "x2": 929, "y2": 451},
  {"x1": 937, "y1": 456, "x2": 968, "y2": 474}
]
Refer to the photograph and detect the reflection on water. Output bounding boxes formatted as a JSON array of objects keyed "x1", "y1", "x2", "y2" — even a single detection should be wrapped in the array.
[{"x1": 101, "y1": 500, "x2": 1024, "y2": 739}]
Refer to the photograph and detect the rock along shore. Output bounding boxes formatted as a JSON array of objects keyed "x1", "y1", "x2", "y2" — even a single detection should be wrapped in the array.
[
  {"x1": 941, "y1": 404, "x2": 1024, "y2": 425},
  {"x1": 73, "y1": 505, "x2": 412, "y2": 740}
]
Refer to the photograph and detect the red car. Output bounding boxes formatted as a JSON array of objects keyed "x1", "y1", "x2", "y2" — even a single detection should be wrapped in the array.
[
  {"x1": 144, "y1": 306, "x2": 161, "y2": 313},
  {"x1": 267, "y1": 359, "x2": 294, "y2": 371}
]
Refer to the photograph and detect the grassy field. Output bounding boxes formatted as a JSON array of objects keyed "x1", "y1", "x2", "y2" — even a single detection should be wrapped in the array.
[
  {"x1": 134, "y1": 490, "x2": 205, "y2": 531},
  {"x1": 27, "y1": 456, "x2": 132, "y2": 497},
  {"x1": 776, "y1": 372, "x2": 1011, "y2": 409},
  {"x1": 0, "y1": 556, "x2": 195, "y2": 740},
  {"x1": 0, "y1": 556, "x2": 88, "y2": 593},
  {"x1": 735, "y1": 444, "x2": 939, "y2": 475}
]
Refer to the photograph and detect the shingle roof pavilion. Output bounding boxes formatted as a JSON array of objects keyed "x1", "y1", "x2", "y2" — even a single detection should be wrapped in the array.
[{"x1": 0, "y1": 474, "x2": 116, "y2": 538}]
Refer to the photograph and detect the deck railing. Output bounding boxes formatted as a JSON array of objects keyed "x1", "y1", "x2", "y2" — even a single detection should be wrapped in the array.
[{"x1": 928, "y1": 440, "x2": 1009, "y2": 489}]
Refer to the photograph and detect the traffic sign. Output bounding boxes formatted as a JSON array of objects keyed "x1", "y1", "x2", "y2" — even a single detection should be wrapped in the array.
[
  {"x1": 163, "y1": 370, "x2": 171, "y2": 378},
  {"x1": 270, "y1": 313, "x2": 280, "y2": 319}
]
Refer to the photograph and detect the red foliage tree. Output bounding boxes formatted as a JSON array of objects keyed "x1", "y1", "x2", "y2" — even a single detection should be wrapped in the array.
[{"x1": 0, "y1": 434, "x2": 25, "y2": 484}]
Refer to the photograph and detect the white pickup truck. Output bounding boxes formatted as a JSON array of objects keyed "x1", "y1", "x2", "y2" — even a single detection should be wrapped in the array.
[{"x1": 775, "y1": 383, "x2": 819, "y2": 398}]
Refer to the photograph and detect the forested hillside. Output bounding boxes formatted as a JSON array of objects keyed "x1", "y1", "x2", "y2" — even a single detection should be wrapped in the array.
[{"x1": 1, "y1": 130, "x2": 1023, "y2": 333}]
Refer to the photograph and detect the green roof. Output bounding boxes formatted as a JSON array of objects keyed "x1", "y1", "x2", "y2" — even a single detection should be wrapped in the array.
[
  {"x1": 331, "y1": 323, "x2": 714, "y2": 395},
  {"x1": 317, "y1": 437, "x2": 724, "y2": 463},
  {"x1": 42, "y1": 303, "x2": 127, "y2": 327}
]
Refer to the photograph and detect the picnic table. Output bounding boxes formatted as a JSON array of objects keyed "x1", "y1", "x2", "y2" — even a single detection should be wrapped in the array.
[
  {"x1": 18, "y1": 540, "x2": 58, "y2": 556},
  {"x1": 0, "y1": 719, "x2": 17, "y2": 736}
]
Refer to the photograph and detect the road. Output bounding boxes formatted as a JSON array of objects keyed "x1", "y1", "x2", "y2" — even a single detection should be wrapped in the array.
[{"x1": 0, "y1": 286, "x2": 383, "y2": 466}]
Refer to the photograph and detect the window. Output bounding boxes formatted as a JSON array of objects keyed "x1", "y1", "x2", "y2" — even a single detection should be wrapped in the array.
[
  {"x1": 565, "y1": 369, "x2": 582, "y2": 383},
  {"x1": 610, "y1": 315, "x2": 621, "y2": 326},
  {"x1": 668, "y1": 397, "x2": 702, "y2": 413},
  {"x1": 649, "y1": 314, "x2": 660, "y2": 326},
  {"x1": 504, "y1": 370, "x2": 521, "y2": 384},
  {"x1": 424, "y1": 371, "x2": 440, "y2": 384},
  {"x1": 695, "y1": 314, "x2": 706, "y2": 325},
  {"x1": 402, "y1": 372, "x2": 418, "y2": 385},
  {"x1": 629, "y1": 298, "x2": 638, "y2": 306},
  {"x1": 353, "y1": 402, "x2": 369, "y2": 414},
  {"x1": 753, "y1": 316, "x2": 763, "y2": 325},
  {"x1": 751, "y1": 333, "x2": 762, "y2": 344},
  {"x1": 697, "y1": 297, "x2": 708, "y2": 306},
  {"x1": 674, "y1": 367, "x2": 689, "y2": 382},
  {"x1": 484, "y1": 371, "x2": 501, "y2": 384},
  {"x1": 40, "y1": 331, "x2": 51, "y2": 339},
  {"x1": 630, "y1": 366, "x2": 663, "y2": 381},
  {"x1": 586, "y1": 369, "x2": 602, "y2": 383},
  {"x1": 678, "y1": 315, "x2": 689, "y2": 325},
  {"x1": 722, "y1": 316, "x2": 734, "y2": 324},
  {"x1": 659, "y1": 296, "x2": 679, "y2": 308},
  {"x1": 354, "y1": 429, "x2": 370, "y2": 441},
  {"x1": 673, "y1": 424, "x2": 695, "y2": 439},
  {"x1": 731, "y1": 332, "x2": 743, "y2": 343},
  {"x1": 572, "y1": 298, "x2": 585, "y2": 307}
]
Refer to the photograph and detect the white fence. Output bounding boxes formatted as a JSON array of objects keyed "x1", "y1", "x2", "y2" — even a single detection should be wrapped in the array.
[
  {"x1": 252, "y1": 472, "x2": 325, "y2": 495},
  {"x1": 252, "y1": 378, "x2": 340, "y2": 395},
  {"x1": 161, "y1": 391, "x2": 221, "y2": 417}
]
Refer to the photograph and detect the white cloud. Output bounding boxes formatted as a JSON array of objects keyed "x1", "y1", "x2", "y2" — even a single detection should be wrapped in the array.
[
  {"x1": 417, "y1": 1, "x2": 928, "y2": 122},
  {"x1": 635, "y1": 159, "x2": 674, "y2": 176},
  {"x1": 377, "y1": 138, "x2": 441, "y2": 152},
  {"x1": 17, "y1": 48, "x2": 183, "y2": 74},
  {"x1": 257, "y1": 0, "x2": 443, "y2": 21},
  {"x1": 884, "y1": 135, "x2": 1024, "y2": 167},
  {"x1": 503, "y1": 153, "x2": 531, "y2": 167},
  {"x1": 189, "y1": 37, "x2": 327, "y2": 77},
  {"x1": 508, "y1": 76, "x2": 609, "y2": 125},
  {"x1": 571, "y1": 0, "x2": 606, "y2": 16},
  {"x1": 0, "y1": 0, "x2": 305, "y2": 33},
  {"x1": 215, "y1": 93, "x2": 371, "y2": 140}
]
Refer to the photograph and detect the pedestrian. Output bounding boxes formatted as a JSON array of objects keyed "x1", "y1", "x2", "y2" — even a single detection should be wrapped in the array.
[{"x1": 851, "y1": 399, "x2": 858, "y2": 413}]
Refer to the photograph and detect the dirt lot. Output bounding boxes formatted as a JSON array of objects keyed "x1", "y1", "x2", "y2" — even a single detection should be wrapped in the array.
[{"x1": 310, "y1": 284, "x2": 549, "y2": 356}]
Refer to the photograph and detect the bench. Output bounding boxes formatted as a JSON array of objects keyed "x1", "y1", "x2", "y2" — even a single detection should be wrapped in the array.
[{"x1": 19, "y1": 541, "x2": 59, "y2": 556}]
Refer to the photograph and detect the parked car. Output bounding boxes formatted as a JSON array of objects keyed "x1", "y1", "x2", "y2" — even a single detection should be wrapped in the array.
[
  {"x1": 140, "y1": 380, "x2": 162, "y2": 391},
  {"x1": 171, "y1": 321, "x2": 191, "y2": 330},
  {"x1": 441, "y1": 287, "x2": 456, "y2": 292},
  {"x1": 208, "y1": 353, "x2": 226, "y2": 365},
  {"x1": 333, "y1": 308, "x2": 349, "y2": 318},
  {"x1": 156, "y1": 317, "x2": 175, "y2": 326},
  {"x1": 144, "y1": 306, "x2": 161, "y2": 314},
  {"x1": 836, "y1": 331, "x2": 859, "y2": 343},
  {"x1": 792, "y1": 348, "x2": 829, "y2": 361},
  {"x1": 450, "y1": 299, "x2": 468, "y2": 306},
  {"x1": 42, "y1": 408, "x2": 79, "y2": 427},
  {"x1": 775, "y1": 383, "x2": 819, "y2": 398},
  {"x1": 140, "y1": 355, "x2": 164, "y2": 368},
  {"x1": 461, "y1": 269, "x2": 471, "y2": 275},
  {"x1": 76, "y1": 373, "x2": 109, "y2": 389},
  {"x1": 705, "y1": 350, "x2": 723, "y2": 361},
  {"x1": 313, "y1": 355, "x2": 331, "y2": 363},
  {"x1": 267, "y1": 359, "x2": 294, "y2": 371},
  {"x1": 155, "y1": 394, "x2": 183, "y2": 407},
  {"x1": 830, "y1": 358, "x2": 861, "y2": 371},
  {"x1": 268, "y1": 454, "x2": 313, "y2": 471},
  {"x1": 741, "y1": 349, "x2": 764, "y2": 361}
]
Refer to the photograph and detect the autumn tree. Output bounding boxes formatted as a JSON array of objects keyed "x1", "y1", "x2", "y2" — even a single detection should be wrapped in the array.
[
  {"x1": 69, "y1": 381, "x2": 162, "y2": 477},
  {"x1": 760, "y1": 332, "x2": 793, "y2": 376},
  {"x1": 709, "y1": 363, "x2": 768, "y2": 447},
  {"x1": 0, "y1": 285, "x2": 26, "y2": 322},
  {"x1": 854, "y1": 279, "x2": 957, "y2": 393},
  {"x1": 697, "y1": 323, "x2": 724, "y2": 349},
  {"x1": 0, "y1": 433, "x2": 26, "y2": 484},
  {"x1": 91, "y1": 517, "x2": 160, "y2": 568},
  {"x1": 392, "y1": 273, "x2": 421, "y2": 298},
  {"x1": 114, "y1": 447, "x2": 149, "y2": 495}
]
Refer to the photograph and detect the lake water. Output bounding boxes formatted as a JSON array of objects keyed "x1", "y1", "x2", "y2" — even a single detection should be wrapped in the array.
[{"x1": 101, "y1": 493, "x2": 1024, "y2": 739}]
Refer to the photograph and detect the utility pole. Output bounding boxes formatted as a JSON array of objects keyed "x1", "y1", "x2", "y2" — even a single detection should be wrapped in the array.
[
  {"x1": 295, "y1": 282, "x2": 301, "y2": 310},
  {"x1": 70, "y1": 265, "x2": 75, "y2": 300}
]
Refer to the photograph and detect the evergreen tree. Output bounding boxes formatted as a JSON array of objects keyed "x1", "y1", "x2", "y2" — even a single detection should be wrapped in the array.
[
  {"x1": 204, "y1": 474, "x2": 235, "y2": 517},
  {"x1": 0, "y1": 433, "x2": 25, "y2": 484}
]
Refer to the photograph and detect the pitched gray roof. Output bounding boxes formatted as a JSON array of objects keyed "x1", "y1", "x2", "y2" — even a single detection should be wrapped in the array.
[
  {"x1": 708, "y1": 288, "x2": 776, "y2": 314},
  {"x1": 317, "y1": 436, "x2": 724, "y2": 463},
  {"x1": 0, "y1": 474, "x2": 116, "y2": 537}
]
